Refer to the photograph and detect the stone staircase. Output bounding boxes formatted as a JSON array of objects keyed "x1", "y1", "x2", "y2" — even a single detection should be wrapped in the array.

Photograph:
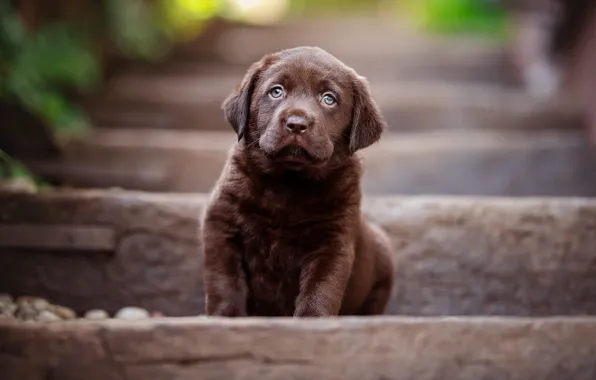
[
  {"x1": 24, "y1": 18, "x2": 593, "y2": 196},
  {"x1": 1, "y1": 190, "x2": 596, "y2": 379},
  {"x1": 2, "y1": 16, "x2": 596, "y2": 380},
  {"x1": 27, "y1": 127, "x2": 596, "y2": 195}
]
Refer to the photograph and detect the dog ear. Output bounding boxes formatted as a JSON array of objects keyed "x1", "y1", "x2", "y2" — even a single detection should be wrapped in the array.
[
  {"x1": 221, "y1": 61, "x2": 260, "y2": 141},
  {"x1": 348, "y1": 75, "x2": 387, "y2": 153},
  {"x1": 222, "y1": 55, "x2": 276, "y2": 141}
]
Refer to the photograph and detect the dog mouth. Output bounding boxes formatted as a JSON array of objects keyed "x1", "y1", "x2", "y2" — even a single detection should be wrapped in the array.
[
  {"x1": 279, "y1": 145, "x2": 309, "y2": 158},
  {"x1": 270, "y1": 144, "x2": 315, "y2": 164}
]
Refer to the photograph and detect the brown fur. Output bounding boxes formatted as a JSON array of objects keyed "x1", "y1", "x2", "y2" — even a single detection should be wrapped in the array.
[{"x1": 201, "y1": 46, "x2": 394, "y2": 317}]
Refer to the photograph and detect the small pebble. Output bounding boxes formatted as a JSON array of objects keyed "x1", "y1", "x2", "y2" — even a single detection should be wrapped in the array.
[
  {"x1": 0, "y1": 312, "x2": 15, "y2": 320},
  {"x1": 15, "y1": 304, "x2": 40, "y2": 321},
  {"x1": 0, "y1": 178, "x2": 37, "y2": 193},
  {"x1": 84, "y1": 309, "x2": 109, "y2": 320},
  {"x1": 1, "y1": 295, "x2": 161, "y2": 323},
  {"x1": 50, "y1": 305, "x2": 76, "y2": 320},
  {"x1": 17, "y1": 296, "x2": 49, "y2": 311},
  {"x1": 0, "y1": 294, "x2": 13, "y2": 305},
  {"x1": 37, "y1": 310, "x2": 61, "y2": 322},
  {"x1": 115, "y1": 307, "x2": 150, "y2": 320},
  {"x1": 0, "y1": 294, "x2": 16, "y2": 317}
]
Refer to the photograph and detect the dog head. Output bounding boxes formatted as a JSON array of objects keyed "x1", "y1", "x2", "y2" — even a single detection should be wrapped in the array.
[{"x1": 222, "y1": 46, "x2": 386, "y2": 173}]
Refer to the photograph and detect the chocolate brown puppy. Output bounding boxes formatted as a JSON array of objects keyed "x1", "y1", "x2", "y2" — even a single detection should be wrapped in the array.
[{"x1": 201, "y1": 46, "x2": 394, "y2": 317}]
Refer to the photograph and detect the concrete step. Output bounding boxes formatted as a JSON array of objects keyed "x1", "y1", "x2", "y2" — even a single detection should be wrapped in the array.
[
  {"x1": 1, "y1": 189, "x2": 596, "y2": 317},
  {"x1": 86, "y1": 80, "x2": 581, "y2": 132},
  {"x1": 2, "y1": 316, "x2": 596, "y2": 380},
  {"x1": 26, "y1": 128, "x2": 596, "y2": 196}
]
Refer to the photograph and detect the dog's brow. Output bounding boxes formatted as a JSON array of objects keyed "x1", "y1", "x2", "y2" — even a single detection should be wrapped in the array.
[
  {"x1": 318, "y1": 79, "x2": 343, "y2": 97},
  {"x1": 263, "y1": 71, "x2": 291, "y2": 89}
]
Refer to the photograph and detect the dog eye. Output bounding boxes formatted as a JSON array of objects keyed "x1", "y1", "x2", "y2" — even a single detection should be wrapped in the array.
[
  {"x1": 269, "y1": 86, "x2": 284, "y2": 99},
  {"x1": 322, "y1": 93, "x2": 337, "y2": 106}
]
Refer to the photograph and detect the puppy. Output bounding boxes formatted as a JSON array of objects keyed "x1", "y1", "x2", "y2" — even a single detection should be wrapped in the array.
[{"x1": 201, "y1": 46, "x2": 394, "y2": 317}]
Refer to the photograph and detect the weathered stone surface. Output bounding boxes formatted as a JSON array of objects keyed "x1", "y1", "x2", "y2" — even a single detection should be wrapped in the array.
[
  {"x1": 29, "y1": 129, "x2": 596, "y2": 196},
  {"x1": 1, "y1": 316, "x2": 596, "y2": 380},
  {"x1": 2, "y1": 190, "x2": 596, "y2": 316},
  {"x1": 0, "y1": 224, "x2": 115, "y2": 251},
  {"x1": 364, "y1": 196, "x2": 596, "y2": 315},
  {"x1": 0, "y1": 190, "x2": 207, "y2": 317},
  {"x1": 361, "y1": 129, "x2": 596, "y2": 196}
]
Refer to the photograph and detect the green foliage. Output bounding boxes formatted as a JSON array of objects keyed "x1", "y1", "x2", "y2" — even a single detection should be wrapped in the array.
[
  {"x1": 104, "y1": 0, "x2": 170, "y2": 60},
  {"x1": 287, "y1": 0, "x2": 378, "y2": 16},
  {"x1": 156, "y1": 0, "x2": 223, "y2": 40},
  {"x1": 0, "y1": 0, "x2": 230, "y2": 139},
  {"x1": 0, "y1": 5, "x2": 100, "y2": 135},
  {"x1": 401, "y1": 0, "x2": 508, "y2": 38},
  {"x1": 0, "y1": 149, "x2": 48, "y2": 188},
  {"x1": 0, "y1": 0, "x2": 230, "y2": 184}
]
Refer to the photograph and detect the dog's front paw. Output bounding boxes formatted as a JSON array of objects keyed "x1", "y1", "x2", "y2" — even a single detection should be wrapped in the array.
[
  {"x1": 206, "y1": 296, "x2": 247, "y2": 317},
  {"x1": 293, "y1": 301, "x2": 333, "y2": 317}
]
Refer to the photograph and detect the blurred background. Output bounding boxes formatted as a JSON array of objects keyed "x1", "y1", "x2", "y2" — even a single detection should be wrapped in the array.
[{"x1": 1, "y1": 0, "x2": 596, "y2": 196}]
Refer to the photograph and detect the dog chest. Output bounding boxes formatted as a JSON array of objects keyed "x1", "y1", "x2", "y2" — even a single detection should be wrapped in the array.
[{"x1": 239, "y1": 216, "x2": 343, "y2": 316}]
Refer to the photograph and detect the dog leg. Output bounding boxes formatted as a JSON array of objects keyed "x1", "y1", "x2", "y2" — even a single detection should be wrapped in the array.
[
  {"x1": 358, "y1": 223, "x2": 395, "y2": 315},
  {"x1": 202, "y1": 215, "x2": 248, "y2": 317},
  {"x1": 357, "y1": 274, "x2": 393, "y2": 315},
  {"x1": 294, "y1": 251, "x2": 353, "y2": 317}
]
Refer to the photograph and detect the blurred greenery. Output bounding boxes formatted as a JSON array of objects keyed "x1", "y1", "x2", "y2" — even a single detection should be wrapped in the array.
[
  {"x1": 0, "y1": 0, "x2": 229, "y2": 183},
  {"x1": 0, "y1": 0, "x2": 509, "y2": 184},
  {"x1": 105, "y1": 0, "x2": 170, "y2": 60},
  {"x1": 0, "y1": 149, "x2": 49, "y2": 189},
  {"x1": 157, "y1": 0, "x2": 223, "y2": 41},
  {"x1": 0, "y1": 4, "x2": 100, "y2": 135},
  {"x1": 400, "y1": 0, "x2": 508, "y2": 38},
  {"x1": 288, "y1": 0, "x2": 380, "y2": 15},
  {"x1": 0, "y1": 0, "x2": 232, "y2": 139},
  {"x1": 0, "y1": 0, "x2": 508, "y2": 139}
]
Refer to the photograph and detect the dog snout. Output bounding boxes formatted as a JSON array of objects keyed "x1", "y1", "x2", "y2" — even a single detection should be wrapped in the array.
[{"x1": 285, "y1": 115, "x2": 310, "y2": 134}]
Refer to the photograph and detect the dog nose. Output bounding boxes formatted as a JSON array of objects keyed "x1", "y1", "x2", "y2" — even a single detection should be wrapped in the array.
[{"x1": 285, "y1": 115, "x2": 309, "y2": 134}]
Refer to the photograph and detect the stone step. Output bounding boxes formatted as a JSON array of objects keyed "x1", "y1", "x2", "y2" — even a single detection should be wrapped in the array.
[
  {"x1": 173, "y1": 17, "x2": 510, "y2": 79},
  {"x1": 125, "y1": 31, "x2": 511, "y2": 85},
  {"x1": 86, "y1": 80, "x2": 581, "y2": 131},
  {"x1": 85, "y1": 18, "x2": 522, "y2": 133},
  {"x1": 1, "y1": 189, "x2": 596, "y2": 317},
  {"x1": 128, "y1": 54, "x2": 511, "y2": 85},
  {"x1": 27, "y1": 128, "x2": 596, "y2": 196},
  {"x1": 1, "y1": 316, "x2": 596, "y2": 380}
]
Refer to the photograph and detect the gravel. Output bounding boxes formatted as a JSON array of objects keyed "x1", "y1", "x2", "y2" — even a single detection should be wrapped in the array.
[{"x1": 0, "y1": 294, "x2": 164, "y2": 323}]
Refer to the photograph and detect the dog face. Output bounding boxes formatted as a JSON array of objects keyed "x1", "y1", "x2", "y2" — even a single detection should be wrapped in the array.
[{"x1": 222, "y1": 46, "x2": 386, "y2": 172}]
